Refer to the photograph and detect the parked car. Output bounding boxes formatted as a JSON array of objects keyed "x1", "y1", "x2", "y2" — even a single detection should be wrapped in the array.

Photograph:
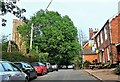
[
  {"x1": 0, "y1": 61, "x2": 28, "y2": 82},
  {"x1": 45, "y1": 62, "x2": 53, "y2": 72},
  {"x1": 68, "y1": 65, "x2": 74, "y2": 69},
  {"x1": 14, "y1": 62, "x2": 37, "y2": 80},
  {"x1": 51, "y1": 64, "x2": 58, "y2": 71},
  {"x1": 31, "y1": 62, "x2": 47, "y2": 75}
]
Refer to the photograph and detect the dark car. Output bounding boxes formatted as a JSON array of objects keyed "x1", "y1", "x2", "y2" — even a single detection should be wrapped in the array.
[
  {"x1": 0, "y1": 61, "x2": 28, "y2": 82},
  {"x1": 14, "y1": 62, "x2": 37, "y2": 80},
  {"x1": 31, "y1": 62, "x2": 47, "y2": 75}
]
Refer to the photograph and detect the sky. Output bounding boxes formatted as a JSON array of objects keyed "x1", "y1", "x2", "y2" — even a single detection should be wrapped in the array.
[{"x1": 0, "y1": 0, "x2": 120, "y2": 40}]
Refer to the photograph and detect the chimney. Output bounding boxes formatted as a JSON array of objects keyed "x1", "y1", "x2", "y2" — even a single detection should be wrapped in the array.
[
  {"x1": 93, "y1": 28, "x2": 98, "y2": 35},
  {"x1": 89, "y1": 28, "x2": 93, "y2": 39}
]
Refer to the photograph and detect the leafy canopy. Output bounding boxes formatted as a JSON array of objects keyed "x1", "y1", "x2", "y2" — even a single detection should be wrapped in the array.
[{"x1": 18, "y1": 10, "x2": 80, "y2": 65}]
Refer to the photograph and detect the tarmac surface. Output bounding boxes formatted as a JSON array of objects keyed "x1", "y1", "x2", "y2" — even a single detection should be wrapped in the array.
[{"x1": 32, "y1": 69, "x2": 98, "y2": 81}]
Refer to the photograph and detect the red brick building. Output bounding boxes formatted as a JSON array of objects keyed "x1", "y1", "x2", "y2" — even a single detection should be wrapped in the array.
[
  {"x1": 93, "y1": 14, "x2": 120, "y2": 63},
  {"x1": 82, "y1": 28, "x2": 98, "y2": 63}
]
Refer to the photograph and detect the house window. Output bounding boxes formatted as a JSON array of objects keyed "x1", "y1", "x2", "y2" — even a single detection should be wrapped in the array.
[
  {"x1": 101, "y1": 32, "x2": 103, "y2": 44},
  {"x1": 97, "y1": 36, "x2": 100, "y2": 47},
  {"x1": 104, "y1": 28, "x2": 107, "y2": 40}
]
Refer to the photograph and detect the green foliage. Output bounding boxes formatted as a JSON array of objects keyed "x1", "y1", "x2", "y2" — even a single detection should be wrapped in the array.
[
  {"x1": 83, "y1": 60, "x2": 91, "y2": 69},
  {"x1": 2, "y1": 41, "x2": 19, "y2": 52},
  {"x1": 73, "y1": 55, "x2": 82, "y2": 69},
  {"x1": 2, "y1": 51, "x2": 28, "y2": 62},
  {"x1": 2, "y1": 51, "x2": 48, "y2": 63},
  {"x1": 38, "y1": 53, "x2": 49, "y2": 63},
  {"x1": 2, "y1": 42, "x2": 8, "y2": 52},
  {"x1": 114, "y1": 65, "x2": 120, "y2": 75},
  {"x1": 17, "y1": 10, "x2": 80, "y2": 65}
]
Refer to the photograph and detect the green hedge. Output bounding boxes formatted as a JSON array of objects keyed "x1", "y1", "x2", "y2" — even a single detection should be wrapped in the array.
[
  {"x1": 2, "y1": 51, "x2": 48, "y2": 63},
  {"x1": 115, "y1": 65, "x2": 120, "y2": 75},
  {"x1": 2, "y1": 51, "x2": 29, "y2": 62}
]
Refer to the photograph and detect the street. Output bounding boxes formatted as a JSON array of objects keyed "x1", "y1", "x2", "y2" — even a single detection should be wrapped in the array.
[{"x1": 32, "y1": 69, "x2": 98, "y2": 81}]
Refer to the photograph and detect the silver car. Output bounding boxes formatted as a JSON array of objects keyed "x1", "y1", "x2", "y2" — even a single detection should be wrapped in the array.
[{"x1": 0, "y1": 61, "x2": 28, "y2": 82}]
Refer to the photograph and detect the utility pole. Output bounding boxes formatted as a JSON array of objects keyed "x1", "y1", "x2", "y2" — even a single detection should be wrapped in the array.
[
  {"x1": 7, "y1": 34, "x2": 11, "y2": 52},
  {"x1": 30, "y1": 24, "x2": 34, "y2": 50}
]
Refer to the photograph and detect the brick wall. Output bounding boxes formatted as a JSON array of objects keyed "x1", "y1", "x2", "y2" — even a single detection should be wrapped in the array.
[
  {"x1": 118, "y1": 14, "x2": 120, "y2": 43},
  {"x1": 83, "y1": 54, "x2": 97, "y2": 63},
  {"x1": 110, "y1": 14, "x2": 120, "y2": 44}
]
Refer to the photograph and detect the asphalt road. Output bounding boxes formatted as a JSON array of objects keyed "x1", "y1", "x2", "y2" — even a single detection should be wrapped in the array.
[{"x1": 32, "y1": 69, "x2": 98, "y2": 81}]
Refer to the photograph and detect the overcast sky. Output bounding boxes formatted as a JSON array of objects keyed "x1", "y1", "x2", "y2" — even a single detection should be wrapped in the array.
[{"x1": 0, "y1": 0, "x2": 120, "y2": 39}]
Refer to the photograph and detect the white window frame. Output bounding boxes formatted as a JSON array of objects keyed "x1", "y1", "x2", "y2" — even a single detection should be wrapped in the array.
[
  {"x1": 104, "y1": 28, "x2": 107, "y2": 40},
  {"x1": 97, "y1": 36, "x2": 100, "y2": 47},
  {"x1": 101, "y1": 32, "x2": 103, "y2": 44}
]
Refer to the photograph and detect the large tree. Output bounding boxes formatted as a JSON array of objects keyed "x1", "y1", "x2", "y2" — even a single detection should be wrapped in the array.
[{"x1": 18, "y1": 10, "x2": 80, "y2": 65}]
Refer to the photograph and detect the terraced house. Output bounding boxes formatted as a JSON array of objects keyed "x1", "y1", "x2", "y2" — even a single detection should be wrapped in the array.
[{"x1": 93, "y1": 14, "x2": 120, "y2": 64}]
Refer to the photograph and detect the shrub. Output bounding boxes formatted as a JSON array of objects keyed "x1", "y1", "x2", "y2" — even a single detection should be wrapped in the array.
[
  {"x1": 2, "y1": 51, "x2": 28, "y2": 62},
  {"x1": 83, "y1": 60, "x2": 91, "y2": 69},
  {"x1": 73, "y1": 55, "x2": 82, "y2": 70},
  {"x1": 2, "y1": 51, "x2": 49, "y2": 63},
  {"x1": 115, "y1": 65, "x2": 120, "y2": 75}
]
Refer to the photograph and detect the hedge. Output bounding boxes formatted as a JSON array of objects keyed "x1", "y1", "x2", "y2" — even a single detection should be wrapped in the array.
[
  {"x1": 2, "y1": 52, "x2": 28, "y2": 62},
  {"x1": 2, "y1": 51, "x2": 48, "y2": 63}
]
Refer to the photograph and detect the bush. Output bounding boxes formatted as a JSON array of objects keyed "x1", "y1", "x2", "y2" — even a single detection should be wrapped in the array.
[
  {"x1": 73, "y1": 55, "x2": 82, "y2": 70},
  {"x1": 83, "y1": 60, "x2": 91, "y2": 69},
  {"x1": 115, "y1": 65, "x2": 120, "y2": 75},
  {"x1": 2, "y1": 51, "x2": 28, "y2": 62},
  {"x1": 2, "y1": 51, "x2": 49, "y2": 63}
]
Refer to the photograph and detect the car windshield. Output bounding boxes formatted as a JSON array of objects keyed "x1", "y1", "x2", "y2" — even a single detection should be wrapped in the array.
[{"x1": 14, "y1": 63, "x2": 22, "y2": 68}]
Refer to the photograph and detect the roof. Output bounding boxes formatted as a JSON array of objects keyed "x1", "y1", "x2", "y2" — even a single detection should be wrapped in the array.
[
  {"x1": 91, "y1": 13, "x2": 120, "y2": 39},
  {"x1": 115, "y1": 43, "x2": 120, "y2": 46},
  {"x1": 83, "y1": 42, "x2": 89, "y2": 48},
  {"x1": 81, "y1": 48, "x2": 96, "y2": 55},
  {"x1": 91, "y1": 20, "x2": 109, "y2": 39}
]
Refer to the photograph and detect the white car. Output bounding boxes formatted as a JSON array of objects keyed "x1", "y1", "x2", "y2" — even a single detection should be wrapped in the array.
[
  {"x1": 0, "y1": 61, "x2": 28, "y2": 82},
  {"x1": 51, "y1": 64, "x2": 58, "y2": 71}
]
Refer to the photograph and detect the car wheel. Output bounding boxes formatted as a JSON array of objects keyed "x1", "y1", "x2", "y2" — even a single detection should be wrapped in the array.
[
  {"x1": 41, "y1": 70, "x2": 44, "y2": 76},
  {"x1": 25, "y1": 77, "x2": 29, "y2": 82},
  {"x1": 34, "y1": 73, "x2": 37, "y2": 79}
]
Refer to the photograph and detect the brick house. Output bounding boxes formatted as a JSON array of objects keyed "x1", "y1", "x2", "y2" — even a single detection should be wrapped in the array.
[
  {"x1": 82, "y1": 28, "x2": 98, "y2": 63},
  {"x1": 93, "y1": 14, "x2": 120, "y2": 63}
]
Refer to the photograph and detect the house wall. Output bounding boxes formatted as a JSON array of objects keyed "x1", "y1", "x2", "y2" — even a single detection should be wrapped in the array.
[
  {"x1": 83, "y1": 54, "x2": 98, "y2": 63},
  {"x1": 95, "y1": 14, "x2": 120, "y2": 63},
  {"x1": 110, "y1": 15, "x2": 120, "y2": 44},
  {"x1": 95, "y1": 21, "x2": 111, "y2": 63}
]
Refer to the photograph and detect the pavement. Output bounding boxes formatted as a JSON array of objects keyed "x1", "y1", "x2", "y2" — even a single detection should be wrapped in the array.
[{"x1": 84, "y1": 68, "x2": 120, "y2": 82}]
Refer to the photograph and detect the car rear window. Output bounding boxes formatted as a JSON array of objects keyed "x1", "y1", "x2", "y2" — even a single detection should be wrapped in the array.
[
  {"x1": 0, "y1": 63, "x2": 4, "y2": 72},
  {"x1": 14, "y1": 63, "x2": 22, "y2": 69},
  {"x1": 2, "y1": 63, "x2": 13, "y2": 71},
  {"x1": 39, "y1": 63, "x2": 44, "y2": 66},
  {"x1": 31, "y1": 63, "x2": 39, "y2": 66}
]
